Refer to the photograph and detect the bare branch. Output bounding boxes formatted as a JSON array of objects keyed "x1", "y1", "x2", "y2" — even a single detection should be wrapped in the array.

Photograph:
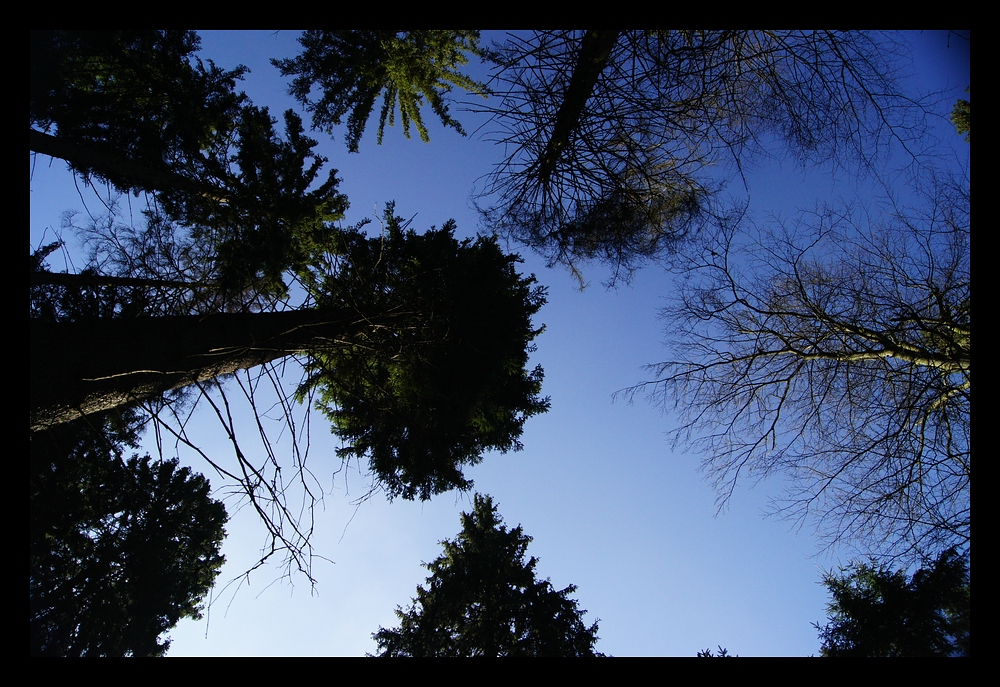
[
  {"x1": 475, "y1": 31, "x2": 933, "y2": 283},
  {"x1": 631, "y1": 173, "x2": 969, "y2": 562}
]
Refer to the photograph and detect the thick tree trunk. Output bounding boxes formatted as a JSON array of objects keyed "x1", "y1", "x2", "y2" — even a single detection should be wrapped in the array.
[
  {"x1": 30, "y1": 307, "x2": 373, "y2": 432},
  {"x1": 535, "y1": 30, "x2": 621, "y2": 182},
  {"x1": 30, "y1": 128, "x2": 225, "y2": 200}
]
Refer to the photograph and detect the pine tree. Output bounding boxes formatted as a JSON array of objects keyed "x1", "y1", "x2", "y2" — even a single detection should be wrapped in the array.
[
  {"x1": 30, "y1": 411, "x2": 227, "y2": 657},
  {"x1": 273, "y1": 31, "x2": 486, "y2": 153},
  {"x1": 815, "y1": 549, "x2": 970, "y2": 657},
  {"x1": 372, "y1": 495, "x2": 602, "y2": 656}
]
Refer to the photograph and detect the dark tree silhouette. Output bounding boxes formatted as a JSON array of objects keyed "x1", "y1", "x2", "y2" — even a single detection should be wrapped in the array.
[
  {"x1": 32, "y1": 211, "x2": 548, "y2": 503},
  {"x1": 697, "y1": 646, "x2": 734, "y2": 657},
  {"x1": 815, "y1": 548, "x2": 970, "y2": 656},
  {"x1": 298, "y1": 211, "x2": 548, "y2": 501},
  {"x1": 259, "y1": 31, "x2": 928, "y2": 286},
  {"x1": 477, "y1": 30, "x2": 929, "y2": 283},
  {"x1": 31, "y1": 30, "x2": 348, "y2": 299},
  {"x1": 30, "y1": 411, "x2": 227, "y2": 657},
  {"x1": 372, "y1": 494, "x2": 601, "y2": 656},
  {"x1": 628, "y1": 171, "x2": 970, "y2": 562},
  {"x1": 30, "y1": 31, "x2": 551, "y2": 580}
]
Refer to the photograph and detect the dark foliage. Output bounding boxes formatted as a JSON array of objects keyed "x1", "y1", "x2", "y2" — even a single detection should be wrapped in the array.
[
  {"x1": 697, "y1": 645, "x2": 734, "y2": 657},
  {"x1": 300, "y1": 208, "x2": 549, "y2": 500},
  {"x1": 30, "y1": 412, "x2": 227, "y2": 656},
  {"x1": 274, "y1": 30, "x2": 485, "y2": 152},
  {"x1": 479, "y1": 30, "x2": 928, "y2": 282},
  {"x1": 815, "y1": 549, "x2": 970, "y2": 657},
  {"x1": 372, "y1": 495, "x2": 601, "y2": 656},
  {"x1": 30, "y1": 30, "x2": 247, "y2": 195},
  {"x1": 30, "y1": 30, "x2": 348, "y2": 299}
]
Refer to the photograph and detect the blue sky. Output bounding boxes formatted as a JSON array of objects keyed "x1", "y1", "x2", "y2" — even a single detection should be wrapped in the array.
[{"x1": 30, "y1": 30, "x2": 969, "y2": 656}]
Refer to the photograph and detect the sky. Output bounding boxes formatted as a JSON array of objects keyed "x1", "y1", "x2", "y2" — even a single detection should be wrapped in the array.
[{"x1": 29, "y1": 30, "x2": 970, "y2": 657}]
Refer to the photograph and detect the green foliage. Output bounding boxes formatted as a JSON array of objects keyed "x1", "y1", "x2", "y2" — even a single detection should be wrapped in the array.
[
  {"x1": 951, "y1": 88, "x2": 970, "y2": 142},
  {"x1": 170, "y1": 107, "x2": 349, "y2": 297},
  {"x1": 300, "y1": 207, "x2": 549, "y2": 500},
  {"x1": 274, "y1": 30, "x2": 486, "y2": 152},
  {"x1": 30, "y1": 30, "x2": 349, "y2": 299},
  {"x1": 30, "y1": 30, "x2": 248, "y2": 192},
  {"x1": 30, "y1": 412, "x2": 227, "y2": 656},
  {"x1": 372, "y1": 495, "x2": 601, "y2": 656},
  {"x1": 815, "y1": 549, "x2": 970, "y2": 657}
]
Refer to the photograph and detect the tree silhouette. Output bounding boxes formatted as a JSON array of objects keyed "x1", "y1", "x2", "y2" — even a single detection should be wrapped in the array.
[
  {"x1": 254, "y1": 31, "x2": 928, "y2": 287},
  {"x1": 31, "y1": 32, "x2": 552, "y2": 577},
  {"x1": 628, "y1": 170, "x2": 970, "y2": 562},
  {"x1": 697, "y1": 645, "x2": 734, "y2": 657},
  {"x1": 31, "y1": 30, "x2": 348, "y2": 299},
  {"x1": 273, "y1": 31, "x2": 486, "y2": 153},
  {"x1": 30, "y1": 411, "x2": 227, "y2": 657},
  {"x1": 32, "y1": 210, "x2": 548, "y2": 503},
  {"x1": 815, "y1": 548, "x2": 970, "y2": 656},
  {"x1": 372, "y1": 494, "x2": 601, "y2": 656},
  {"x1": 476, "y1": 30, "x2": 929, "y2": 283}
]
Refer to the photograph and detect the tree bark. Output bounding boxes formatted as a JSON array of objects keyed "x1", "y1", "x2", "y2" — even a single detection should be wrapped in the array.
[{"x1": 30, "y1": 307, "x2": 375, "y2": 432}]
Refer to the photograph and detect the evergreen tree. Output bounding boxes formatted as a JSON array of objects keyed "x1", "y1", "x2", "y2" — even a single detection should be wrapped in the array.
[
  {"x1": 32, "y1": 210, "x2": 549, "y2": 503},
  {"x1": 30, "y1": 30, "x2": 348, "y2": 299},
  {"x1": 299, "y1": 210, "x2": 548, "y2": 500},
  {"x1": 273, "y1": 30, "x2": 486, "y2": 153},
  {"x1": 815, "y1": 549, "x2": 970, "y2": 657},
  {"x1": 30, "y1": 411, "x2": 227, "y2": 657},
  {"x1": 372, "y1": 495, "x2": 601, "y2": 656}
]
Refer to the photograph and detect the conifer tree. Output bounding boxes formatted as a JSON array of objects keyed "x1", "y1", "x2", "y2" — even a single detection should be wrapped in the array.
[
  {"x1": 372, "y1": 495, "x2": 601, "y2": 656},
  {"x1": 815, "y1": 549, "x2": 970, "y2": 657},
  {"x1": 30, "y1": 411, "x2": 227, "y2": 657},
  {"x1": 273, "y1": 31, "x2": 486, "y2": 153}
]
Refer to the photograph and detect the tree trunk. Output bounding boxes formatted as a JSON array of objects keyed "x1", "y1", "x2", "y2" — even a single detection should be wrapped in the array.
[
  {"x1": 535, "y1": 30, "x2": 621, "y2": 182},
  {"x1": 30, "y1": 307, "x2": 373, "y2": 432},
  {"x1": 30, "y1": 128, "x2": 225, "y2": 200}
]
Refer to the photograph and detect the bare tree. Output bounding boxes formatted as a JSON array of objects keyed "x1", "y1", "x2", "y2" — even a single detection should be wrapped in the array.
[
  {"x1": 476, "y1": 31, "x2": 930, "y2": 284},
  {"x1": 628, "y1": 173, "x2": 969, "y2": 562}
]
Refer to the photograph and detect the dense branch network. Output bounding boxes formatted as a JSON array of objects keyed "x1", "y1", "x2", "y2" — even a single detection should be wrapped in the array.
[
  {"x1": 629, "y1": 175, "x2": 969, "y2": 561},
  {"x1": 476, "y1": 30, "x2": 928, "y2": 283}
]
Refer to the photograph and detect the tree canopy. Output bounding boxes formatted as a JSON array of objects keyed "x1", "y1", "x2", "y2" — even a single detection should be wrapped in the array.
[
  {"x1": 30, "y1": 31, "x2": 551, "y2": 584},
  {"x1": 372, "y1": 494, "x2": 602, "y2": 656},
  {"x1": 30, "y1": 30, "x2": 968, "y2": 655},
  {"x1": 32, "y1": 211, "x2": 549, "y2": 504},
  {"x1": 30, "y1": 411, "x2": 227, "y2": 657},
  {"x1": 273, "y1": 31, "x2": 927, "y2": 284},
  {"x1": 630, "y1": 169, "x2": 970, "y2": 561},
  {"x1": 815, "y1": 549, "x2": 970, "y2": 656},
  {"x1": 299, "y1": 208, "x2": 549, "y2": 500},
  {"x1": 31, "y1": 30, "x2": 348, "y2": 299},
  {"x1": 273, "y1": 31, "x2": 486, "y2": 153},
  {"x1": 476, "y1": 30, "x2": 928, "y2": 282}
]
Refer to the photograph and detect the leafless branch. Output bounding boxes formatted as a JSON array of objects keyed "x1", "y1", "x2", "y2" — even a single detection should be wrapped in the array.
[
  {"x1": 627, "y1": 173, "x2": 969, "y2": 562},
  {"x1": 473, "y1": 31, "x2": 934, "y2": 284}
]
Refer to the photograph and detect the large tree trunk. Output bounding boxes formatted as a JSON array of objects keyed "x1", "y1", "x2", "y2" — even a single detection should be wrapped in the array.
[
  {"x1": 30, "y1": 128, "x2": 225, "y2": 200},
  {"x1": 30, "y1": 307, "x2": 373, "y2": 432}
]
